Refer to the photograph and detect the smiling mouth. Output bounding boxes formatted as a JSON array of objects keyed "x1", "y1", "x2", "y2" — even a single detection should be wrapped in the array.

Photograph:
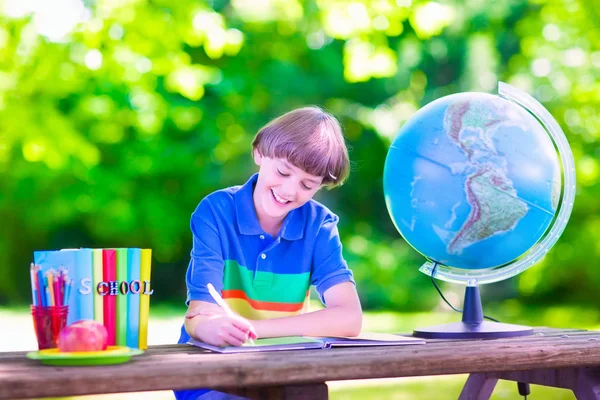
[{"x1": 271, "y1": 189, "x2": 290, "y2": 205}]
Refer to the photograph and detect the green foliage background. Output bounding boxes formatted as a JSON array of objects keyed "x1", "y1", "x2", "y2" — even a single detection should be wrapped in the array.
[{"x1": 0, "y1": 0, "x2": 598, "y2": 310}]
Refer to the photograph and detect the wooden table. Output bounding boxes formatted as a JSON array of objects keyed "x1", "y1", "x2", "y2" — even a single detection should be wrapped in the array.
[{"x1": 2, "y1": 328, "x2": 600, "y2": 399}]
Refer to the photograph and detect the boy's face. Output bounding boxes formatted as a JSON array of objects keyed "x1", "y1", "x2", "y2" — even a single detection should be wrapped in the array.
[{"x1": 253, "y1": 151, "x2": 323, "y2": 224}]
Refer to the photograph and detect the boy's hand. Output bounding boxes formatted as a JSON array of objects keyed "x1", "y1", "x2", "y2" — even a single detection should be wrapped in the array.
[{"x1": 194, "y1": 313, "x2": 258, "y2": 347}]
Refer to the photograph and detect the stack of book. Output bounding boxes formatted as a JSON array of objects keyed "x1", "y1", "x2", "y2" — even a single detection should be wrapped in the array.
[{"x1": 33, "y1": 248, "x2": 153, "y2": 349}]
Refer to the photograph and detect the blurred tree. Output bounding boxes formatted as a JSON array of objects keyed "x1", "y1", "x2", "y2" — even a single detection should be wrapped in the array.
[{"x1": 0, "y1": 0, "x2": 597, "y2": 310}]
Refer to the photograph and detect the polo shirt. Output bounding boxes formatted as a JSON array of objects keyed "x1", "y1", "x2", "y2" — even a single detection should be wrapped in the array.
[{"x1": 177, "y1": 173, "x2": 354, "y2": 345}]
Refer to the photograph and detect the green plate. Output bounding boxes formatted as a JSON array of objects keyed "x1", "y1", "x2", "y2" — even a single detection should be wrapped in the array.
[{"x1": 26, "y1": 346, "x2": 144, "y2": 366}]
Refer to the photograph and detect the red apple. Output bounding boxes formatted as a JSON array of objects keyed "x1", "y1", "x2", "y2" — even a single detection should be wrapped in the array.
[{"x1": 57, "y1": 320, "x2": 108, "y2": 352}]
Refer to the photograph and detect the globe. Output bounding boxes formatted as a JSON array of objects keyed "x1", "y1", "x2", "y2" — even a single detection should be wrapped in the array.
[{"x1": 384, "y1": 82, "x2": 576, "y2": 338}]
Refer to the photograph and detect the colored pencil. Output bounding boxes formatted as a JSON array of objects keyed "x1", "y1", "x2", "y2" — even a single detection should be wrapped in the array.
[
  {"x1": 53, "y1": 277, "x2": 61, "y2": 306},
  {"x1": 64, "y1": 279, "x2": 73, "y2": 308},
  {"x1": 47, "y1": 270, "x2": 55, "y2": 306},
  {"x1": 45, "y1": 286, "x2": 52, "y2": 307},
  {"x1": 37, "y1": 268, "x2": 46, "y2": 307},
  {"x1": 29, "y1": 264, "x2": 35, "y2": 304},
  {"x1": 58, "y1": 267, "x2": 65, "y2": 305},
  {"x1": 34, "y1": 265, "x2": 42, "y2": 307}
]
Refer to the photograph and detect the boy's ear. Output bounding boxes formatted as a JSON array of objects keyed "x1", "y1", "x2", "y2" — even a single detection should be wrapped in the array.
[{"x1": 253, "y1": 148, "x2": 263, "y2": 166}]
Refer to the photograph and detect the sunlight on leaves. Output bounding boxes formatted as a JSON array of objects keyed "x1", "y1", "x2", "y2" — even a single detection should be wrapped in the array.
[
  {"x1": 232, "y1": 0, "x2": 303, "y2": 23},
  {"x1": 166, "y1": 64, "x2": 221, "y2": 100},
  {"x1": 344, "y1": 39, "x2": 397, "y2": 82},
  {"x1": 409, "y1": 2, "x2": 454, "y2": 40}
]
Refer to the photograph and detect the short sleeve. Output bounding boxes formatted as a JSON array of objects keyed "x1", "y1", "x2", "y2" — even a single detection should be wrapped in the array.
[
  {"x1": 185, "y1": 199, "x2": 224, "y2": 305},
  {"x1": 310, "y1": 215, "x2": 354, "y2": 304}
]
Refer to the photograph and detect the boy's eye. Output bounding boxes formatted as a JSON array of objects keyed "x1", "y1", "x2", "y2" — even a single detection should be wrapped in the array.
[
  {"x1": 302, "y1": 183, "x2": 313, "y2": 190},
  {"x1": 277, "y1": 168, "x2": 289, "y2": 177}
]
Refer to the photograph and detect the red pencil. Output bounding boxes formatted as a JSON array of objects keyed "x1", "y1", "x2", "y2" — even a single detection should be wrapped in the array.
[
  {"x1": 53, "y1": 277, "x2": 61, "y2": 306},
  {"x1": 57, "y1": 268, "x2": 65, "y2": 305}
]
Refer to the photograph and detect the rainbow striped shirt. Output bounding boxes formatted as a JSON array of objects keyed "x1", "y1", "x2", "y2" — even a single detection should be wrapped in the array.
[{"x1": 178, "y1": 173, "x2": 354, "y2": 343}]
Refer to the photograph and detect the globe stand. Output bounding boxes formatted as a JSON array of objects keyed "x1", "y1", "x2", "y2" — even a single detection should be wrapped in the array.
[{"x1": 413, "y1": 284, "x2": 533, "y2": 339}]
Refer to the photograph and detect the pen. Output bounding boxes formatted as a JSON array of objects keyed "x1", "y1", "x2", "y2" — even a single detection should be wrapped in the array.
[{"x1": 207, "y1": 283, "x2": 255, "y2": 345}]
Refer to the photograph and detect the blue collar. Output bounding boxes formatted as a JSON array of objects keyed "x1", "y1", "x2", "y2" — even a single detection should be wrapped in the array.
[{"x1": 234, "y1": 173, "x2": 304, "y2": 241}]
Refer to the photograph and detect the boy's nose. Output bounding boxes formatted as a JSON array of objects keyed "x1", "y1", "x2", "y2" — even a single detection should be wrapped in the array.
[{"x1": 280, "y1": 183, "x2": 296, "y2": 199}]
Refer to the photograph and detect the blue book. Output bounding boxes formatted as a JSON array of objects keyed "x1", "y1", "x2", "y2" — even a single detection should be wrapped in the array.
[
  {"x1": 126, "y1": 248, "x2": 141, "y2": 349},
  {"x1": 68, "y1": 249, "x2": 94, "y2": 323},
  {"x1": 33, "y1": 249, "x2": 94, "y2": 325}
]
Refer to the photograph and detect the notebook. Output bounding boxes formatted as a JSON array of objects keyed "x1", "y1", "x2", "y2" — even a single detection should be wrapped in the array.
[
  {"x1": 311, "y1": 332, "x2": 426, "y2": 347},
  {"x1": 188, "y1": 332, "x2": 425, "y2": 353}
]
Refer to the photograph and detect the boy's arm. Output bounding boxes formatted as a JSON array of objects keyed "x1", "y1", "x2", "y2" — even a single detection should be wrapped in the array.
[
  {"x1": 184, "y1": 300, "x2": 224, "y2": 338},
  {"x1": 251, "y1": 281, "x2": 362, "y2": 338},
  {"x1": 185, "y1": 201, "x2": 257, "y2": 346},
  {"x1": 185, "y1": 300, "x2": 257, "y2": 346}
]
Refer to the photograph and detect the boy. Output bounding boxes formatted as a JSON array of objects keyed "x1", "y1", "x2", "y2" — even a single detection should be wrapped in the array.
[{"x1": 176, "y1": 107, "x2": 362, "y2": 399}]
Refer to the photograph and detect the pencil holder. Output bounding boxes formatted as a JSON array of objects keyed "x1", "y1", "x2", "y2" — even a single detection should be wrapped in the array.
[{"x1": 31, "y1": 305, "x2": 69, "y2": 350}]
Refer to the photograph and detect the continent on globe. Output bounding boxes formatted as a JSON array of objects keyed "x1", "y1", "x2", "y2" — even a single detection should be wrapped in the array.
[
  {"x1": 447, "y1": 166, "x2": 528, "y2": 255},
  {"x1": 444, "y1": 98, "x2": 529, "y2": 254}
]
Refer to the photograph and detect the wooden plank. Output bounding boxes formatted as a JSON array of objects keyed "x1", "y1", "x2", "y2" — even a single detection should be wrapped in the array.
[
  {"x1": 458, "y1": 374, "x2": 498, "y2": 400},
  {"x1": 3, "y1": 329, "x2": 600, "y2": 399},
  {"x1": 572, "y1": 387, "x2": 600, "y2": 400},
  {"x1": 574, "y1": 368, "x2": 600, "y2": 400},
  {"x1": 0, "y1": 328, "x2": 593, "y2": 362},
  {"x1": 4, "y1": 340, "x2": 600, "y2": 380},
  {"x1": 490, "y1": 368, "x2": 581, "y2": 389},
  {"x1": 489, "y1": 367, "x2": 600, "y2": 399},
  {"x1": 460, "y1": 367, "x2": 600, "y2": 399},
  {"x1": 221, "y1": 383, "x2": 328, "y2": 400}
]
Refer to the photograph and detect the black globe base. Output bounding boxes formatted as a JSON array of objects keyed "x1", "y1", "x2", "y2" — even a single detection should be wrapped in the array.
[
  {"x1": 413, "y1": 284, "x2": 534, "y2": 340},
  {"x1": 414, "y1": 320, "x2": 533, "y2": 339}
]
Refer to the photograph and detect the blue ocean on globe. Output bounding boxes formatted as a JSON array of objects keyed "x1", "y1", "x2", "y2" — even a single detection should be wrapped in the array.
[{"x1": 384, "y1": 92, "x2": 561, "y2": 270}]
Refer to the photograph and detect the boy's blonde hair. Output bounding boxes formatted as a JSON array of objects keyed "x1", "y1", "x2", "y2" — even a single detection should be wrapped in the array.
[{"x1": 252, "y1": 106, "x2": 350, "y2": 187}]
